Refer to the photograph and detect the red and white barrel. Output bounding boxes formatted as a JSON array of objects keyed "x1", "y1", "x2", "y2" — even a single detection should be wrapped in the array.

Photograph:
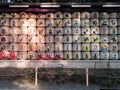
[
  {"x1": 9, "y1": 51, "x2": 18, "y2": 60},
  {"x1": 37, "y1": 52, "x2": 45, "y2": 60},
  {"x1": 55, "y1": 52, "x2": 63, "y2": 60},
  {"x1": 0, "y1": 50, "x2": 8, "y2": 60},
  {"x1": 0, "y1": 36, "x2": 9, "y2": 43},
  {"x1": 45, "y1": 52, "x2": 54, "y2": 60}
]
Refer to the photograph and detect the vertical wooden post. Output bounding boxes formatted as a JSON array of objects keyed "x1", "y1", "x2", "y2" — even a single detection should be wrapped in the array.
[
  {"x1": 86, "y1": 67, "x2": 89, "y2": 86},
  {"x1": 35, "y1": 67, "x2": 38, "y2": 86}
]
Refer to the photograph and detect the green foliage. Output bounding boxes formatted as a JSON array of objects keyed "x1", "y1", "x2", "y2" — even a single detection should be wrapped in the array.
[{"x1": 89, "y1": 69, "x2": 120, "y2": 87}]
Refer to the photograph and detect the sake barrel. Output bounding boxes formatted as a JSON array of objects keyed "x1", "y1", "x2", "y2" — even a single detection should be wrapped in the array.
[
  {"x1": 82, "y1": 52, "x2": 91, "y2": 59},
  {"x1": 18, "y1": 51, "x2": 27, "y2": 60},
  {"x1": 91, "y1": 27, "x2": 99, "y2": 34},
  {"x1": 37, "y1": 43, "x2": 45, "y2": 52},
  {"x1": 91, "y1": 43, "x2": 100, "y2": 51},
  {"x1": 73, "y1": 52, "x2": 81, "y2": 59},
  {"x1": 28, "y1": 51, "x2": 36, "y2": 60},
  {"x1": 37, "y1": 52, "x2": 45, "y2": 60},
  {"x1": 45, "y1": 52, "x2": 54, "y2": 60},
  {"x1": 55, "y1": 52, "x2": 63, "y2": 60},
  {"x1": 109, "y1": 52, "x2": 118, "y2": 59},
  {"x1": 91, "y1": 52, "x2": 99, "y2": 59},
  {"x1": 100, "y1": 52, "x2": 109, "y2": 60},
  {"x1": 10, "y1": 18, "x2": 19, "y2": 27},
  {"x1": 36, "y1": 28, "x2": 45, "y2": 35},
  {"x1": 0, "y1": 26, "x2": 9, "y2": 35},
  {"x1": 55, "y1": 12, "x2": 63, "y2": 19},
  {"x1": 64, "y1": 52, "x2": 72, "y2": 60},
  {"x1": 45, "y1": 44, "x2": 54, "y2": 52},
  {"x1": 109, "y1": 44, "x2": 118, "y2": 51},
  {"x1": 27, "y1": 43, "x2": 36, "y2": 51},
  {"x1": 37, "y1": 19, "x2": 45, "y2": 27},
  {"x1": 28, "y1": 18, "x2": 36, "y2": 26},
  {"x1": 82, "y1": 44, "x2": 90, "y2": 51}
]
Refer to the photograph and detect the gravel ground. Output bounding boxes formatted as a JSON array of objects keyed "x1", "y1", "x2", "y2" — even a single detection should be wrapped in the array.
[
  {"x1": 0, "y1": 80, "x2": 99, "y2": 90},
  {"x1": 0, "y1": 80, "x2": 119, "y2": 90}
]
